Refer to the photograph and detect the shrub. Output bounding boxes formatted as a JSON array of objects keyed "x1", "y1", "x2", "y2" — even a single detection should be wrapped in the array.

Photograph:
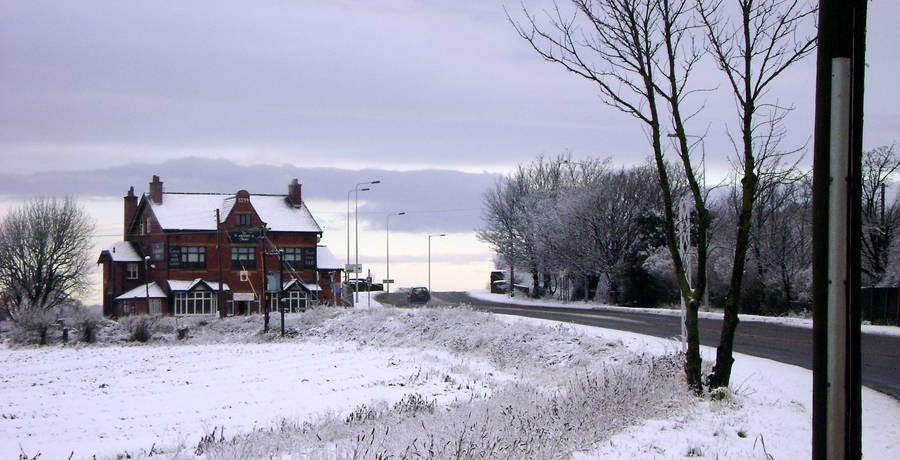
[
  {"x1": 71, "y1": 306, "x2": 105, "y2": 343},
  {"x1": 120, "y1": 315, "x2": 157, "y2": 343},
  {"x1": 8, "y1": 304, "x2": 56, "y2": 345}
]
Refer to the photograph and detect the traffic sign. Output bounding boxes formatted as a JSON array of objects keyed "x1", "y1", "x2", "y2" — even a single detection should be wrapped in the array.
[{"x1": 345, "y1": 263, "x2": 362, "y2": 273}]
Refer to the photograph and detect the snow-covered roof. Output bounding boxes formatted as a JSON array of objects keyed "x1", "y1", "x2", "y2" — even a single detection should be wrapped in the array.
[
  {"x1": 100, "y1": 241, "x2": 144, "y2": 263},
  {"x1": 147, "y1": 193, "x2": 321, "y2": 233},
  {"x1": 317, "y1": 246, "x2": 343, "y2": 270},
  {"x1": 167, "y1": 279, "x2": 230, "y2": 292},
  {"x1": 281, "y1": 278, "x2": 321, "y2": 292},
  {"x1": 115, "y1": 282, "x2": 166, "y2": 300}
]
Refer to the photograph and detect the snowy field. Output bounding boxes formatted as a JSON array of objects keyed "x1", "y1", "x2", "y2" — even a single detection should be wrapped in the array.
[{"x1": 1, "y1": 293, "x2": 898, "y2": 459}]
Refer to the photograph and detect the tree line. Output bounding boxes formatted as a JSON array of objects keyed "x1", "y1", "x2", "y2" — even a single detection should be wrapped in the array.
[{"x1": 479, "y1": 144, "x2": 900, "y2": 313}]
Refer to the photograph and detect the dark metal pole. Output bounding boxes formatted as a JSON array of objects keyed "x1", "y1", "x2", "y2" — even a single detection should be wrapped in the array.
[
  {"x1": 144, "y1": 255, "x2": 150, "y2": 314},
  {"x1": 261, "y1": 228, "x2": 269, "y2": 333},
  {"x1": 279, "y1": 249, "x2": 285, "y2": 337},
  {"x1": 812, "y1": 1, "x2": 867, "y2": 458},
  {"x1": 216, "y1": 209, "x2": 225, "y2": 319}
]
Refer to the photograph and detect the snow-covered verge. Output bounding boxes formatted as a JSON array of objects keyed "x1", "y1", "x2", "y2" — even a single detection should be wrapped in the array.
[{"x1": 1, "y1": 298, "x2": 898, "y2": 459}]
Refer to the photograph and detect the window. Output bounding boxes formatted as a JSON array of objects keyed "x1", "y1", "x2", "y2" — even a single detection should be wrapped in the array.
[
  {"x1": 235, "y1": 214, "x2": 251, "y2": 227},
  {"x1": 281, "y1": 247, "x2": 316, "y2": 270},
  {"x1": 268, "y1": 290, "x2": 308, "y2": 313},
  {"x1": 282, "y1": 247, "x2": 302, "y2": 270},
  {"x1": 126, "y1": 263, "x2": 139, "y2": 280},
  {"x1": 232, "y1": 246, "x2": 256, "y2": 269},
  {"x1": 149, "y1": 299, "x2": 161, "y2": 315},
  {"x1": 174, "y1": 291, "x2": 217, "y2": 315},
  {"x1": 169, "y1": 246, "x2": 206, "y2": 269}
]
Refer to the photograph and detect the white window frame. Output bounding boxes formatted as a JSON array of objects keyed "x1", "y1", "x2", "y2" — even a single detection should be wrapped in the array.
[
  {"x1": 126, "y1": 263, "x2": 139, "y2": 280},
  {"x1": 149, "y1": 298, "x2": 161, "y2": 315},
  {"x1": 173, "y1": 290, "x2": 217, "y2": 315},
  {"x1": 267, "y1": 291, "x2": 308, "y2": 313}
]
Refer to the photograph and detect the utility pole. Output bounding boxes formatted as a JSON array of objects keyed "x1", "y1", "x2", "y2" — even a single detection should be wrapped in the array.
[
  {"x1": 261, "y1": 227, "x2": 269, "y2": 333},
  {"x1": 279, "y1": 249, "x2": 285, "y2": 337},
  {"x1": 812, "y1": 1, "x2": 867, "y2": 459},
  {"x1": 216, "y1": 209, "x2": 225, "y2": 319}
]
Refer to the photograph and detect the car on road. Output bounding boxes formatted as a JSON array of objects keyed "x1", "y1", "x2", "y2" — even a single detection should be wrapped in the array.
[{"x1": 408, "y1": 286, "x2": 430, "y2": 306}]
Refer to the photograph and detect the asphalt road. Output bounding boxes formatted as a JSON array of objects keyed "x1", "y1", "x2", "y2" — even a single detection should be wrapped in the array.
[{"x1": 376, "y1": 291, "x2": 899, "y2": 399}]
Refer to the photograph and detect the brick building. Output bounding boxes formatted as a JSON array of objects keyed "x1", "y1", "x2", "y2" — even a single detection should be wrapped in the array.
[{"x1": 97, "y1": 175, "x2": 342, "y2": 318}]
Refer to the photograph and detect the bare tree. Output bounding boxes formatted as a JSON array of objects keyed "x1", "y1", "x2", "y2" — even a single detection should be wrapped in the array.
[
  {"x1": 0, "y1": 197, "x2": 95, "y2": 325},
  {"x1": 575, "y1": 164, "x2": 664, "y2": 302},
  {"x1": 745, "y1": 172, "x2": 813, "y2": 314},
  {"x1": 698, "y1": 0, "x2": 816, "y2": 388},
  {"x1": 860, "y1": 143, "x2": 900, "y2": 286},
  {"x1": 478, "y1": 175, "x2": 532, "y2": 296},
  {"x1": 509, "y1": 0, "x2": 709, "y2": 392}
]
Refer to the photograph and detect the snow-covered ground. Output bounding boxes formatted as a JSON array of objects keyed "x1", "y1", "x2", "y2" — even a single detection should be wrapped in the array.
[{"x1": 1, "y1": 293, "x2": 898, "y2": 459}]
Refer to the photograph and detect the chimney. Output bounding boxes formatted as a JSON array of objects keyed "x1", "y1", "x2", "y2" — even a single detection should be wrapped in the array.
[
  {"x1": 149, "y1": 175, "x2": 163, "y2": 204},
  {"x1": 124, "y1": 186, "x2": 137, "y2": 238},
  {"x1": 288, "y1": 179, "x2": 302, "y2": 205}
]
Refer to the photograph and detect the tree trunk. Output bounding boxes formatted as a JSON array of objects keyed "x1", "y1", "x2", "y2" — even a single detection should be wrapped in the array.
[{"x1": 709, "y1": 146, "x2": 759, "y2": 390}]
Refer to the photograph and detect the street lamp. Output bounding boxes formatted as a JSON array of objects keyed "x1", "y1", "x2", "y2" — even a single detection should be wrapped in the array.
[
  {"x1": 346, "y1": 181, "x2": 380, "y2": 304},
  {"x1": 386, "y1": 212, "x2": 405, "y2": 294},
  {"x1": 428, "y1": 234, "x2": 445, "y2": 292},
  {"x1": 351, "y1": 181, "x2": 380, "y2": 302}
]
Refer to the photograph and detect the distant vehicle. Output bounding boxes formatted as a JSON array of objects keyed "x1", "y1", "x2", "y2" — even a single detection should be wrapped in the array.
[{"x1": 408, "y1": 286, "x2": 430, "y2": 306}]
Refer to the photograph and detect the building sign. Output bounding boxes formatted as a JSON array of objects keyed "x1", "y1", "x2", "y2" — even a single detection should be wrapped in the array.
[
  {"x1": 303, "y1": 247, "x2": 317, "y2": 269},
  {"x1": 228, "y1": 229, "x2": 260, "y2": 243},
  {"x1": 233, "y1": 293, "x2": 255, "y2": 301},
  {"x1": 266, "y1": 273, "x2": 281, "y2": 292},
  {"x1": 168, "y1": 245, "x2": 182, "y2": 268},
  {"x1": 151, "y1": 242, "x2": 165, "y2": 262}
]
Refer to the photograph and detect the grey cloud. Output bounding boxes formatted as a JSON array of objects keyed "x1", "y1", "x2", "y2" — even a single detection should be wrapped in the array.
[{"x1": 0, "y1": 157, "x2": 499, "y2": 235}]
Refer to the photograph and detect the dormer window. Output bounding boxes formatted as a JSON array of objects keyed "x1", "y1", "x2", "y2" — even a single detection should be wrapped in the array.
[{"x1": 236, "y1": 214, "x2": 251, "y2": 227}]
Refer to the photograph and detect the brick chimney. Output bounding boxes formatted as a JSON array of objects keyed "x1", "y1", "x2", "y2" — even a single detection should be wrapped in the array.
[
  {"x1": 288, "y1": 179, "x2": 302, "y2": 205},
  {"x1": 124, "y1": 186, "x2": 137, "y2": 238},
  {"x1": 149, "y1": 175, "x2": 163, "y2": 204}
]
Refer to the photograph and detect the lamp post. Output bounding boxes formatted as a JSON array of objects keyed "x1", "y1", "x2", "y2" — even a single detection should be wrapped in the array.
[
  {"x1": 386, "y1": 212, "x2": 405, "y2": 294},
  {"x1": 428, "y1": 234, "x2": 445, "y2": 292},
  {"x1": 346, "y1": 181, "x2": 379, "y2": 304},
  {"x1": 352, "y1": 181, "x2": 380, "y2": 303},
  {"x1": 144, "y1": 255, "x2": 150, "y2": 314}
]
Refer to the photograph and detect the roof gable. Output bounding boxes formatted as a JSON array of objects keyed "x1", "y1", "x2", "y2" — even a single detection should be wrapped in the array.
[
  {"x1": 99, "y1": 241, "x2": 144, "y2": 263},
  {"x1": 167, "y1": 278, "x2": 231, "y2": 292},
  {"x1": 316, "y1": 246, "x2": 342, "y2": 270},
  {"x1": 115, "y1": 282, "x2": 166, "y2": 300}
]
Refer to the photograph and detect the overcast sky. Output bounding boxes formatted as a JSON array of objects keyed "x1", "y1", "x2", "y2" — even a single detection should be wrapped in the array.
[
  {"x1": 3, "y1": 1, "x2": 899, "y2": 188},
  {"x1": 2, "y1": 1, "x2": 899, "y2": 296}
]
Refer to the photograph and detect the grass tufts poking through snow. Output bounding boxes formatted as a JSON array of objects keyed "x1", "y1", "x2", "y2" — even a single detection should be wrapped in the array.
[
  {"x1": 194, "y1": 353, "x2": 690, "y2": 459},
  {"x1": 64, "y1": 305, "x2": 688, "y2": 459}
]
